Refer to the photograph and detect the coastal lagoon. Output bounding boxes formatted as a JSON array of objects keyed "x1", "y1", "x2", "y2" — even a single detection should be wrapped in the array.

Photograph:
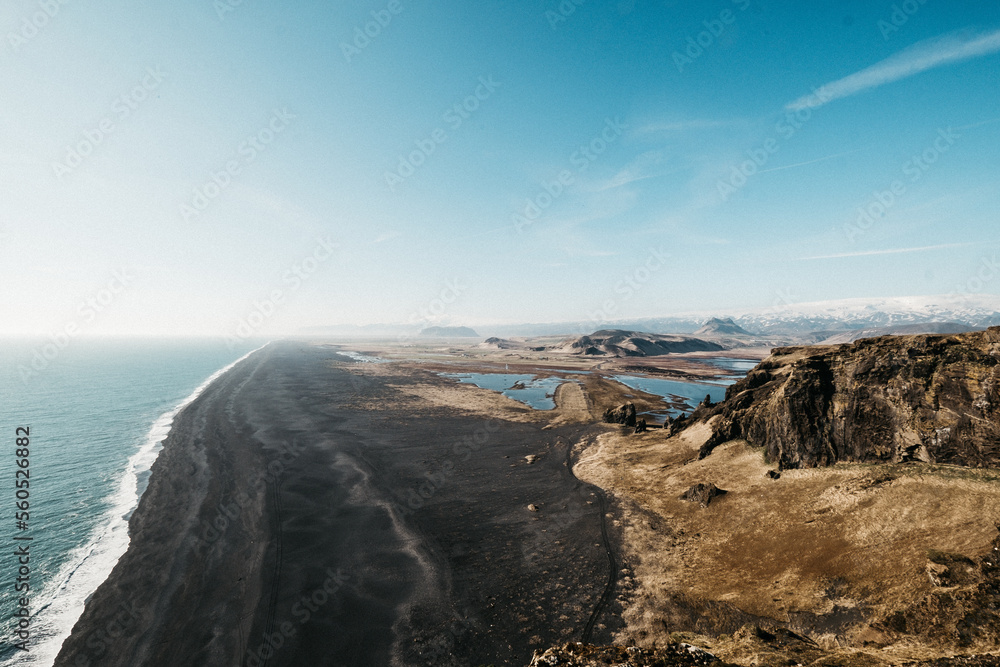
[
  {"x1": 697, "y1": 357, "x2": 760, "y2": 376},
  {"x1": 611, "y1": 374, "x2": 731, "y2": 421},
  {"x1": 440, "y1": 372, "x2": 567, "y2": 410}
]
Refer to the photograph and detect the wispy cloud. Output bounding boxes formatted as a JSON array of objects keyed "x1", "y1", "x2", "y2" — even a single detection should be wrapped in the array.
[
  {"x1": 563, "y1": 248, "x2": 619, "y2": 257},
  {"x1": 955, "y1": 115, "x2": 1000, "y2": 131},
  {"x1": 598, "y1": 151, "x2": 666, "y2": 191},
  {"x1": 757, "y1": 148, "x2": 862, "y2": 174},
  {"x1": 688, "y1": 234, "x2": 730, "y2": 246},
  {"x1": 635, "y1": 119, "x2": 739, "y2": 134},
  {"x1": 787, "y1": 28, "x2": 1000, "y2": 111},
  {"x1": 373, "y1": 231, "x2": 402, "y2": 243},
  {"x1": 799, "y1": 242, "x2": 974, "y2": 261}
]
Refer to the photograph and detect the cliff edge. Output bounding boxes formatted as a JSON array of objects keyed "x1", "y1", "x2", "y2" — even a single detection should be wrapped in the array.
[{"x1": 696, "y1": 327, "x2": 1000, "y2": 468}]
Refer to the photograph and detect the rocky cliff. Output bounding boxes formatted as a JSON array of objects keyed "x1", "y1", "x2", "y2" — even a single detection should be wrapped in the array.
[{"x1": 696, "y1": 327, "x2": 1000, "y2": 468}]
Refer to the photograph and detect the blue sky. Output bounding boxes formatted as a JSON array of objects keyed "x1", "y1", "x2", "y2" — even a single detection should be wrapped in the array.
[{"x1": 1, "y1": 0, "x2": 998, "y2": 337}]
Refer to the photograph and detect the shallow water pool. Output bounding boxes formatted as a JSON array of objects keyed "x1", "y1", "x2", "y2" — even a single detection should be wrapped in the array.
[
  {"x1": 440, "y1": 372, "x2": 566, "y2": 410},
  {"x1": 611, "y1": 374, "x2": 730, "y2": 421}
]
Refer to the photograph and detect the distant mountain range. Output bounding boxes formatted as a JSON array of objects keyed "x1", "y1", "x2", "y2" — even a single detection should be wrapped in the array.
[
  {"x1": 418, "y1": 326, "x2": 479, "y2": 337},
  {"x1": 300, "y1": 294, "x2": 1000, "y2": 339},
  {"x1": 482, "y1": 294, "x2": 1000, "y2": 338},
  {"x1": 814, "y1": 322, "x2": 975, "y2": 345},
  {"x1": 732, "y1": 295, "x2": 1000, "y2": 335}
]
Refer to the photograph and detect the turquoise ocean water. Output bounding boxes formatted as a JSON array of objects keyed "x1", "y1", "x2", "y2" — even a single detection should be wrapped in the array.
[{"x1": 0, "y1": 339, "x2": 262, "y2": 665}]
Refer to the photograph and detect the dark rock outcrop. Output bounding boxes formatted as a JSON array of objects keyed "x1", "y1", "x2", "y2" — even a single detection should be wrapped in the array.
[
  {"x1": 665, "y1": 413, "x2": 688, "y2": 437},
  {"x1": 733, "y1": 624, "x2": 818, "y2": 648},
  {"x1": 634, "y1": 419, "x2": 648, "y2": 433},
  {"x1": 560, "y1": 330, "x2": 725, "y2": 357},
  {"x1": 680, "y1": 483, "x2": 728, "y2": 507},
  {"x1": 603, "y1": 402, "x2": 637, "y2": 427},
  {"x1": 693, "y1": 327, "x2": 1000, "y2": 469}
]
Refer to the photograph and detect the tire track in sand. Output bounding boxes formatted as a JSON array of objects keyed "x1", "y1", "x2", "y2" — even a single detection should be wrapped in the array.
[{"x1": 563, "y1": 437, "x2": 618, "y2": 643}]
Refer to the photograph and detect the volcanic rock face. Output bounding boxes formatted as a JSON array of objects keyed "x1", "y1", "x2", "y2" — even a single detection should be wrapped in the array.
[
  {"x1": 697, "y1": 327, "x2": 1000, "y2": 468},
  {"x1": 603, "y1": 402, "x2": 637, "y2": 427},
  {"x1": 679, "y1": 483, "x2": 727, "y2": 507}
]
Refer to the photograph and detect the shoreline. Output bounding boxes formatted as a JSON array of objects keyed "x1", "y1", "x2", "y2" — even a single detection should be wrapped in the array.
[
  {"x1": 55, "y1": 343, "x2": 278, "y2": 666},
  {"x1": 54, "y1": 342, "x2": 618, "y2": 666},
  {"x1": 23, "y1": 344, "x2": 267, "y2": 667}
]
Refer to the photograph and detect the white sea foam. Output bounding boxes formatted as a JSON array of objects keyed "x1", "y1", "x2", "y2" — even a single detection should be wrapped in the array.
[{"x1": 21, "y1": 343, "x2": 269, "y2": 667}]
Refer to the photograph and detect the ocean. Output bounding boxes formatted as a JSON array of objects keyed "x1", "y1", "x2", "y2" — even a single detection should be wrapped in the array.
[{"x1": 0, "y1": 339, "x2": 262, "y2": 665}]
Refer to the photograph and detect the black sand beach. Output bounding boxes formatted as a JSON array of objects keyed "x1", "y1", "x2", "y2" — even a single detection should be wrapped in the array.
[{"x1": 55, "y1": 342, "x2": 616, "y2": 666}]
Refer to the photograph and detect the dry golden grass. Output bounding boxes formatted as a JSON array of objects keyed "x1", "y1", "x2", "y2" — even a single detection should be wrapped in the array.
[{"x1": 575, "y1": 424, "x2": 1000, "y2": 661}]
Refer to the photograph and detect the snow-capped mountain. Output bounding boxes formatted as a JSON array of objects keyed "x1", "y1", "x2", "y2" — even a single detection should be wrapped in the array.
[
  {"x1": 729, "y1": 294, "x2": 1000, "y2": 334},
  {"x1": 477, "y1": 294, "x2": 1000, "y2": 338},
  {"x1": 303, "y1": 294, "x2": 1000, "y2": 339}
]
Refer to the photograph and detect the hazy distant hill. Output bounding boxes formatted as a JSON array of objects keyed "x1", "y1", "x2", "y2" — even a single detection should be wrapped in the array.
[
  {"x1": 418, "y1": 326, "x2": 480, "y2": 337},
  {"x1": 694, "y1": 317, "x2": 754, "y2": 337},
  {"x1": 478, "y1": 337, "x2": 545, "y2": 351},
  {"x1": 554, "y1": 329, "x2": 724, "y2": 357}
]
